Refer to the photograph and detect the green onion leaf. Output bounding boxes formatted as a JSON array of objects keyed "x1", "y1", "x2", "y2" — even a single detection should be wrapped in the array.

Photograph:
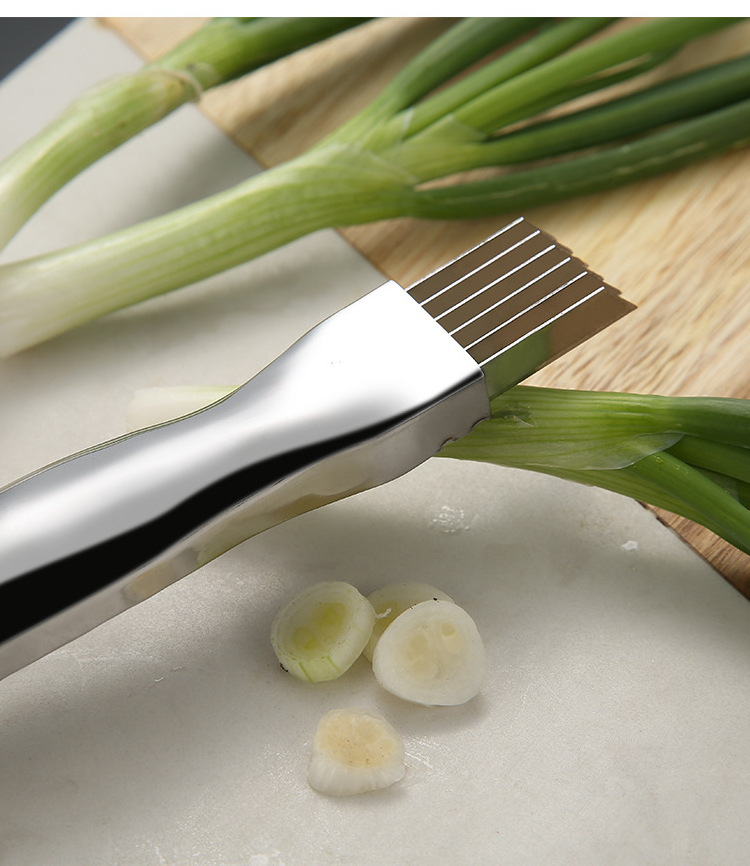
[{"x1": 441, "y1": 386, "x2": 750, "y2": 556}]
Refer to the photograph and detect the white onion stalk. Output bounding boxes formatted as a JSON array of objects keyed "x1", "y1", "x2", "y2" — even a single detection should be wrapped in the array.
[
  {"x1": 0, "y1": 17, "x2": 366, "y2": 252},
  {"x1": 308, "y1": 708, "x2": 405, "y2": 796},
  {"x1": 270, "y1": 581, "x2": 375, "y2": 682},
  {"x1": 364, "y1": 581, "x2": 453, "y2": 662},
  {"x1": 372, "y1": 599, "x2": 487, "y2": 706}
]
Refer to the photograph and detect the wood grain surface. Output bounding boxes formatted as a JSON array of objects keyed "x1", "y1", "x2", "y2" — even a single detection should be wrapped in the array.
[{"x1": 104, "y1": 18, "x2": 750, "y2": 597}]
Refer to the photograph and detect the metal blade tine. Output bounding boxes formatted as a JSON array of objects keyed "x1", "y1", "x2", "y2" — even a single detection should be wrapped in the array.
[{"x1": 407, "y1": 217, "x2": 634, "y2": 395}]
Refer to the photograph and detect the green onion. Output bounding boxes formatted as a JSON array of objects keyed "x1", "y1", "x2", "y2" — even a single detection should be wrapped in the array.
[
  {"x1": 125, "y1": 382, "x2": 750, "y2": 557},
  {"x1": 1, "y1": 17, "x2": 748, "y2": 355},
  {"x1": 0, "y1": 17, "x2": 367, "y2": 253},
  {"x1": 371, "y1": 599, "x2": 487, "y2": 706},
  {"x1": 270, "y1": 581, "x2": 375, "y2": 682},
  {"x1": 364, "y1": 581, "x2": 454, "y2": 661},
  {"x1": 440, "y1": 386, "x2": 750, "y2": 556},
  {"x1": 308, "y1": 708, "x2": 406, "y2": 796}
]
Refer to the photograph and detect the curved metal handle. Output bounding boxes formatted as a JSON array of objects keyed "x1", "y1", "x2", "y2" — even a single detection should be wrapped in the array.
[{"x1": 0, "y1": 282, "x2": 488, "y2": 678}]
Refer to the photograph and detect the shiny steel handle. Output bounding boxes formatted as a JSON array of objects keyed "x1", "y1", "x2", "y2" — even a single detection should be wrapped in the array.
[{"x1": 0, "y1": 282, "x2": 489, "y2": 678}]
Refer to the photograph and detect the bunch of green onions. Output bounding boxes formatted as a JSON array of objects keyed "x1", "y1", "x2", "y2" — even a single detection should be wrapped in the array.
[
  {"x1": 3, "y1": 17, "x2": 750, "y2": 564},
  {"x1": 0, "y1": 16, "x2": 749, "y2": 355}
]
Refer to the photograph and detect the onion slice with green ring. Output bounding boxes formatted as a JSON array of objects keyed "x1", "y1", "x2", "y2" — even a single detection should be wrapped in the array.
[
  {"x1": 372, "y1": 599, "x2": 486, "y2": 705},
  {"x1": 271, "y1": 581, "x2": 375, "y2": 682}
]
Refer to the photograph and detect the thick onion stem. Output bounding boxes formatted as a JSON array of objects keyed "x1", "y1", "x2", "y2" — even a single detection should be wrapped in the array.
[{"x1": 0, "y1": 17, "x2": 366, "y2": 250}]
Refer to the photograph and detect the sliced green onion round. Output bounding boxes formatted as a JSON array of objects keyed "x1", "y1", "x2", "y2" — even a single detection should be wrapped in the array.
[
  {"x1": 308, "y1": 707, "x2": 406, "y2": 796},
  {"x1": 372, "y1": 599, "x2": 486, "y2": 705},
  {"x1": 270, "y1": 581, "x2": 375, "y2": 682},
  {"x1": 364, "y1": 581, "x2": 454, "y2": 661}
]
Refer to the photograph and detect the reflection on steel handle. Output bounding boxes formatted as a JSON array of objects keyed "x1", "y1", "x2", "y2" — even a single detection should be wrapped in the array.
[{"x1": 0, "y1": 282, "x2": 489, "y2": 679}]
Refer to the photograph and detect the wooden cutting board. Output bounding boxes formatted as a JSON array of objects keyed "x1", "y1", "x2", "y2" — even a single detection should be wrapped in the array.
[{"x1": 105, "y1": 18, "x2": 750, "y2": 598}]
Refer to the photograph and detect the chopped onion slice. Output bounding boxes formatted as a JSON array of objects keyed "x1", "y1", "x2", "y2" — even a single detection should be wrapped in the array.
[
  {"x1": 364, "y1": 581, "x2": 454, "y2": 661},
  {"x1": 308, "y1": 708, "x2": 405, "y2": 796},
  {"x1": 372, "y1": 599, "x2": 486, "y2": 705},
  {"x1": 271, "y1": 581, "x2": 375, "y2": 682}
]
